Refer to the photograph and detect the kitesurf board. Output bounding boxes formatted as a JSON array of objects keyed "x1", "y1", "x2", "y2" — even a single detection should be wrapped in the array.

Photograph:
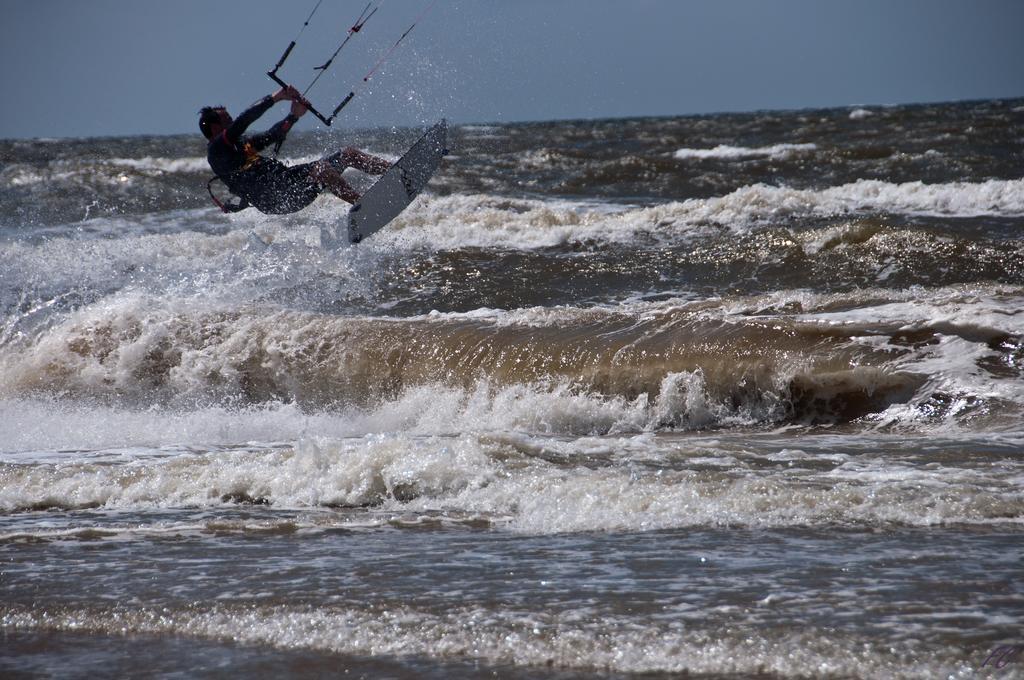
[{"x1": 321, "y1": 119, "x2": 447, "y2": 248}]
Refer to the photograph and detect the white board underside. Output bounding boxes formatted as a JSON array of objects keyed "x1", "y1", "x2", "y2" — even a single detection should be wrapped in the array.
[{"x1": 320, "y1": 120, "x2": 447, "y2": 248}]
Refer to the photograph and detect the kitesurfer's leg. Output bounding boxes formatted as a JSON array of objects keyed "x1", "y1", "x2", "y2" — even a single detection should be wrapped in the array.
[
  {"x1": 308, "y1": 161, "x2": 361, "y2": 204},
  {"x1": 325, "y1": 147, "x2": 391, "y2": 175}
]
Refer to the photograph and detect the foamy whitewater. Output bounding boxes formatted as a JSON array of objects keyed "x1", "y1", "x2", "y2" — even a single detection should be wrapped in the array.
[{"x1": 2, "y1": 99, "x2": 1023, "y2": 678}]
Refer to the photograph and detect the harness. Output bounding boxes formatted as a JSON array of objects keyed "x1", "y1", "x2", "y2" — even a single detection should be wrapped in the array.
[
  {"x1": 206, "y1": 176, "x2": 250, "y2": 213},
  {"x1": 206, "y1": 131, "x2": 262, "y2": 213}
]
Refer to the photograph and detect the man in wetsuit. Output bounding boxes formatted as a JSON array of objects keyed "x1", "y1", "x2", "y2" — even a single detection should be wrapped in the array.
[{"x1": 199, "y1": 86, "x2": 390, "y2": 214}]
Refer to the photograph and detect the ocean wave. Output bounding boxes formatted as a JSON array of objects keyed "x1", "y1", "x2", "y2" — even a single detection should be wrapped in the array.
[
  {"x1": 426, "y1": 284, "x2": 1024, "y2": 338},
  {"x1": 6, "y1": 285, "x2": 1024, "y2": 434},
  {"x1": 0, "y1": 603, "x2": 986, "y2": 677},
  {"x1": 107, "y1": 156, "x2": 210, "y2": 174},
  {"x1": 5, "y1": 176, "x2": 1021, "y2": 252},
  {"x1": 4, "y1": 205, "x2": 1021, "y2": 326},
  {"x1": 0, "y1": 398, "x2": 325, "y2": 457},
  {"x1": 0, "y1": 290, "x2": 935, "y2": 425},
  {"x1": 1, "y1": 157, "x2": 208, "y2": 189},
  {"x1": 373, "y1": 178, "x2": 1024, "y2": 250},
  {"x1": 376, "y1": 193, "x2": 641, "y2": 249},
  {"x1": 673, "y1": 178, "x2": 1024, "y2": 226},
  {"x1": 2, "y1": 427, "x2": 1021, "y2": 530},
  {"x1": 459, "y1": 124, "x2": 502, "y2": 133},
  {"x1": 813, "y1": 177, "x2": 1024, "y2": 216},
  {"x1": 673, "y1": 143, "x2": 817, "y2": 160}
]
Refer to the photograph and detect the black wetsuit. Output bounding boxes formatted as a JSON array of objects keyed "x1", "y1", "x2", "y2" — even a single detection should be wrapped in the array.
[{"x1": 206, "y1": 95, "x2": 321, "y2": 214}]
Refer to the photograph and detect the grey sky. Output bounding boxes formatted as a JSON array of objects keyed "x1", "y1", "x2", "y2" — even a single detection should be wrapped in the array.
[{"x1": 1, "y1": 0, "x2": 1022, "y2": 139}]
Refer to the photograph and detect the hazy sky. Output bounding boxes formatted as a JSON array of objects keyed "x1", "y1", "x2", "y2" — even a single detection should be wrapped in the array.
[{"x1": 1, "y1": 0, "x2": 1022, "y2": 139}]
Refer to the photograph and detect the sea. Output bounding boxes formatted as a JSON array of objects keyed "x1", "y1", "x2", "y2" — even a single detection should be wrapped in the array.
[{"x1": 1, "y1": 99, "x2": 1023, "y2": 678}]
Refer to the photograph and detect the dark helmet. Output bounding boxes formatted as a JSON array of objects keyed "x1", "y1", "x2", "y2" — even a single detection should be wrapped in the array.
[{"x1": 198, "y1": 106, "x2": 226, "y2": 139}]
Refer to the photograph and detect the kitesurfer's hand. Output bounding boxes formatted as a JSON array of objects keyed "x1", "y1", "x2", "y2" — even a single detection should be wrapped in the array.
[
  {"x1": 290, "y1": 98, "x2": 308, "y2": 118},
  {"x1": 272, "y1": 87, "x2": 289, "y2": 103},
  {"x1": 284, "y1": 85, "x2": 303, "y2": 102}
]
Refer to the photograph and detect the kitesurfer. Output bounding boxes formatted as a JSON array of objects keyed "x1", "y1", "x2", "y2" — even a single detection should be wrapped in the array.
[{"x1": 199, "y1": 86, "x2": 390, "y2": 214}]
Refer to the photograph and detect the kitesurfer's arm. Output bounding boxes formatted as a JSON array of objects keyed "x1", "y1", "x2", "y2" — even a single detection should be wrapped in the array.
[
  {"x1": 247, "y1": 96, "x2": 309, "y2": 152},
  {"x1": 224, "y1": 87, "x2": 291, "y2": 144}
]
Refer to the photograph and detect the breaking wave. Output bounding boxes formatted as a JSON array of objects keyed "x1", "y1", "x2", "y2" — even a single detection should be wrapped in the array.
[
  {"x1": 0, "y1": 603, "x2": 987, "y2": 678},
  {"x1": 2, "y1": 285, "x2": 1021, "y2": 436},
  {"x1": 673, "y1": 143, "x2": 818, "y2": 160},
  {"x1": 378, "y1": 178, "x2": 1024, "y2": 249},
  {"x1": 2, "y1": 423, "x2": 1022, "y2": 530}
]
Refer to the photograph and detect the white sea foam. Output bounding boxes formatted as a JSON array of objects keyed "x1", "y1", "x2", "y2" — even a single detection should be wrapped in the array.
[
  {"x1": 459, "y1": 124, "x2": 501, "y2": 133},
  {"x1": 673, "y1": 143, "x2": 817, "y2": 160},
  {"x1": 3, "y1": 168, "x2": 82, "y2": 187},
  {"x1": 0, "y1": 604, "x2": 979, "y2": 678},
  {"x1": 372, "y1": 193, "x2": 646, "y2": 249},
  {"x1": 662, "y1": 178, "x2": 1024, "y2": 229},
  {"x1": 849, "y1": 108, "x2": 874, "y2": 120},
  {"x1": 1, "y1": 157, "x2": 210, "y2": 189},
  {"x1": 0, "y1": 398, "x2": 329, "y2": 457},
  {"x1": 370, "y1": 178, "x2": 1024, "y2": 250},
  {"x1": 107, "y1": 156, "x2": 210, "y2": 173},
  {"x1": 792, "y1": 292, "x2": 1024, "y2": 339},
  {"x1": 812, "y1": 177, "x2": 1024, "y2": 217},
  {"x1": 2, "y1": 416, "x2": 1021, "y2": 529}
]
